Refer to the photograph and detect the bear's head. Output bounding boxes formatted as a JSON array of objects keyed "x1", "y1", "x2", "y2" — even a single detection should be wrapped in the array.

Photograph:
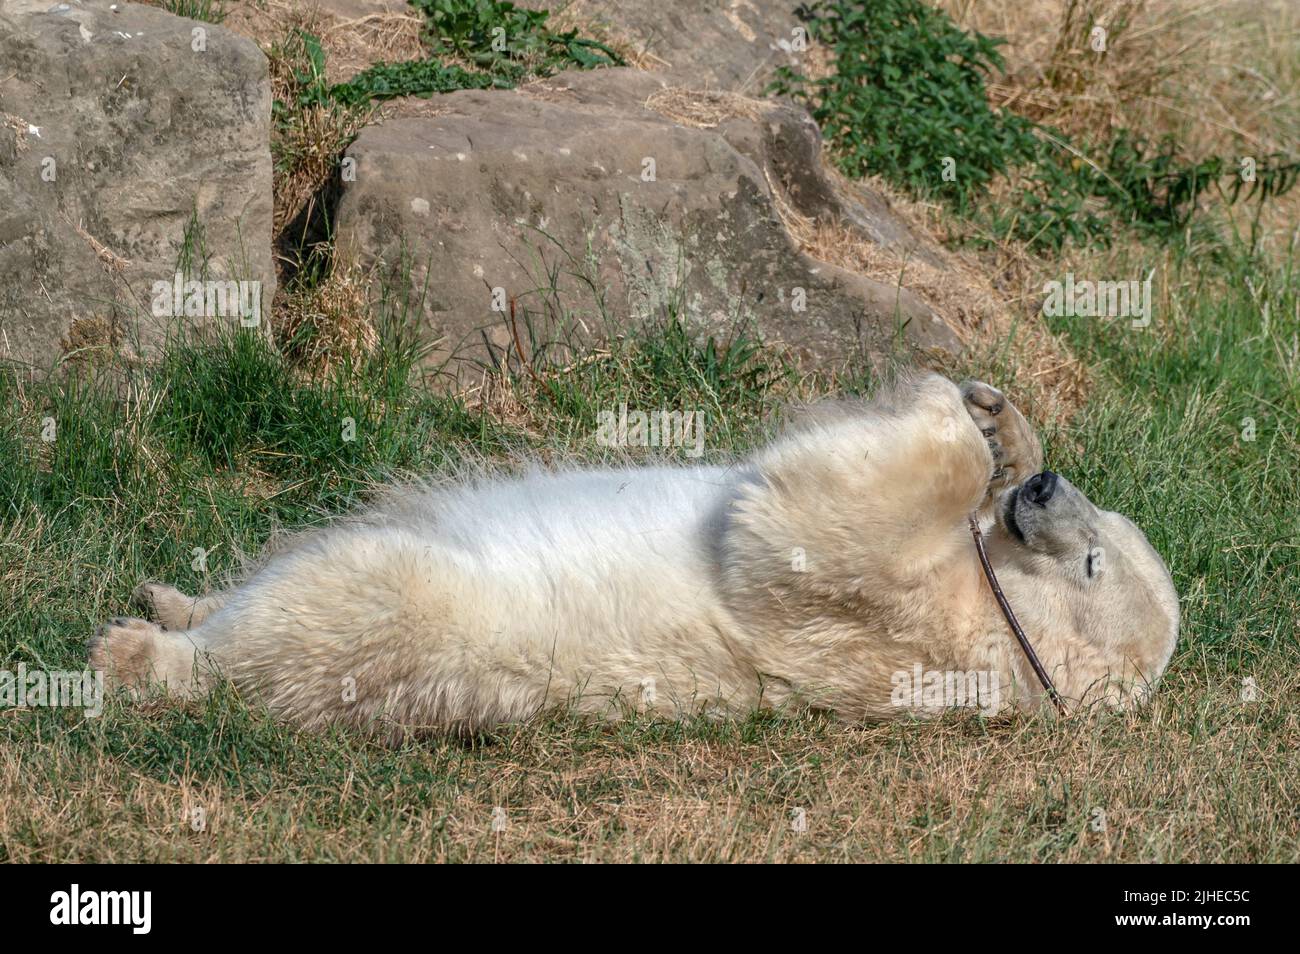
[{"x1": 984, "y1": 470, "x2": 1179, "y2": 709}]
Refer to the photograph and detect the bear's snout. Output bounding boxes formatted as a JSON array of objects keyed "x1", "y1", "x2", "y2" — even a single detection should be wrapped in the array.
[{"x1": 1022, "y1": 470, "x2": 1059, "y2": 506}]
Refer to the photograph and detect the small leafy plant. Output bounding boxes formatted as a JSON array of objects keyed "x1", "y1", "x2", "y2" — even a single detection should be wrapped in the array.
[
  {"x1": 769, "y1": 0, "x2": 1039, "y2": 207},
  {"x1": 771, "y1": 0, "x2": 1299, "y2": 251},
  {"x1": 320, "y1": 0, "x2": 622, "y2": 106},
  {"x1": 331, "y1": 60, "x2": 503, "y2": 106},
  {"x1": 414, "y1": 0, "x2": 622, "y2": 81}
]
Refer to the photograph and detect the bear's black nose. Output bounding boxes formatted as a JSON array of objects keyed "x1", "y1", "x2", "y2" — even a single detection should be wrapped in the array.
[{"x1": 1022, "y1": 470, "x2": 1058, "y2": 506}]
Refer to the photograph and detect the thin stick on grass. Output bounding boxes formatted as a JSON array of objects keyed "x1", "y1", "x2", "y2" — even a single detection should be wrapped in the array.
[{"x1": 968, "y1": 513, "x2": 1069, "y2": 716}]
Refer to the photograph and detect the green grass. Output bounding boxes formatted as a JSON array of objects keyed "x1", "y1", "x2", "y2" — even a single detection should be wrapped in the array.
[
  {"x1": 1045, "y1": 247, "x2": 1299, "y2": 661},
  {"x1": 0, "y1": 241, "x2": 1296, "y2": 861},
  {"x1": 151, "y1": 0, "x2": 227, "y2": 24}
]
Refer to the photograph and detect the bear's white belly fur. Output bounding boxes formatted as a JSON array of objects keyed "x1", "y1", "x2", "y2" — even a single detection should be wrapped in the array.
[{"x1": 205, "y1": 465, "x2": 768, "y2": 731}]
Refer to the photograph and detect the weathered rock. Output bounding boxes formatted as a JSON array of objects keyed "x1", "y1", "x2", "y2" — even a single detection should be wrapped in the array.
[
  {"x1": 335, "y1": 68, "x2": 957, "y2": 375},
  {"x1": 571, "y1": 0, "x2": 807, "y2": 93},
  {"x1": 309, "y1": 0, "x2": 409, "y2": 18},
  {"x1": 0, "y1": 0, "x2": 274, "y2": 368}
]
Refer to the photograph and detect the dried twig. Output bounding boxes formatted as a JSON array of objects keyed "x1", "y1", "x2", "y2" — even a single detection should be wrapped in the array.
[{"x1": 968, "y1": 514, "x2": 1070, "y2": 716}]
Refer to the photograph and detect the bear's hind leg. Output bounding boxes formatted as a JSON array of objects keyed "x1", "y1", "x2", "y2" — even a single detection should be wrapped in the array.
[{"x1": 89, "y1": 617, "x2": 212, "y2": 697}]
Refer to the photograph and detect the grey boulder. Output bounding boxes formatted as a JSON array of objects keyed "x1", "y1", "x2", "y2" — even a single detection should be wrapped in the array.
[
  {"x1": 0, "y1": 0, "x2": 274, "y2": 367},
  {"x1": 335, "y1": 68, "x2": 957, "y2": 376}
]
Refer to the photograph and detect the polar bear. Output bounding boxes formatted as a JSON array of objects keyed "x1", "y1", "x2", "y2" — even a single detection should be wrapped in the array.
[{"x1": 89, "y1": 374, "x2": 1179, "y2": 737}]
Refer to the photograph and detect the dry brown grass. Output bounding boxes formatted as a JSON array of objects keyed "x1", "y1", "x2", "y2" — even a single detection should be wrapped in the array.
[
  {"x1": 941, "y1": 0, "x2": 1300, "y2": 248},
  {"x1": 943, "y1": 0, "x2": 1297, "y2": 151},
  {"x1": 2, "y1": 660, "x2": 1295, "y2": 862},
  {"x1": 643, "y1": 86, "x2": 770, "y2": 128},
  {"x1": 60, "y1": 316, "x2": 124, "y2": 365},
  {"x1": 317, "y1": 9, "x2": 428, "y2": 85},
  {"x1": 276, "y1": 251, "x2": 379, "y2": 376},
  {"x1": 221, "y1": 1, "x2": 426, "y2": 84},
  {"x1": 270, "y1": 100, "x2": 364, "y2": 242}
]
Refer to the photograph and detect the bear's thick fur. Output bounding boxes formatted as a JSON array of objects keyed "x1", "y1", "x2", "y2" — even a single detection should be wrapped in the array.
[{"x1": 90, "y1": 375, "x2": 1179, "y2": 736}]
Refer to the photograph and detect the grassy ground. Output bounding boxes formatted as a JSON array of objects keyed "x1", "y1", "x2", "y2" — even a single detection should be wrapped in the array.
[
  {"x1": 1, "y1": 235, "x2": 1296, "y2": 862},
  {"x1": 4, "y1": 0, "x2": 1296, "y2": 864}
]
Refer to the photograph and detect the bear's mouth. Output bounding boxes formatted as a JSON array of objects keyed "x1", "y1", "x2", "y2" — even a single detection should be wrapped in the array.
[{"x1": 1003, "y1": 487, "x2": 1025, "y2": 542}]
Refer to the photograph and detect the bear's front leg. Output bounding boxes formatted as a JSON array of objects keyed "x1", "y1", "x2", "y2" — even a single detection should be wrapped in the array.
[{"x1": 960, "y1": 380, "x2": 1043, "y2": 515}]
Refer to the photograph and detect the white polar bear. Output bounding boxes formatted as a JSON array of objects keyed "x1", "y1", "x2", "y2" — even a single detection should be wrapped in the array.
[{"x1": 89, "y1": 374, "x2": 1179, "y2": 738}]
